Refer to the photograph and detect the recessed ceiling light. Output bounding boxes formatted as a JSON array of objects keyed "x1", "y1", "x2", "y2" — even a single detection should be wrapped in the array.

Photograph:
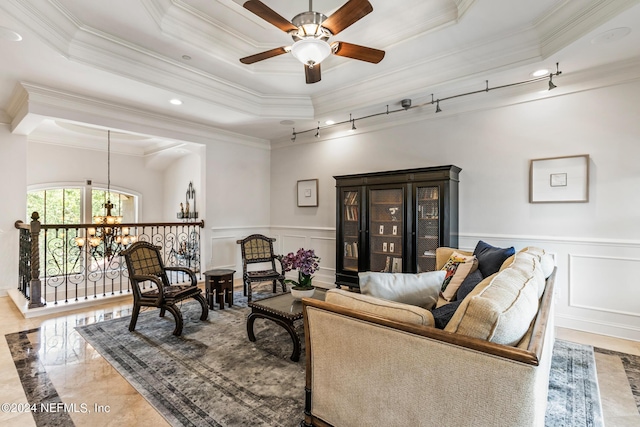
[
  {"x1": 170, "y1": 99, "x2": 183, "y2": 105},
  {"x1": 280, "y1": 120, "x2": 295, "y2": 126},
  {"x1": 325, "y1": 120, "x2": 335, "y2": 125},
  {"x1": 591, "y1": 27, "x2": 631, "y2": 44},
  {"x1": 182, "y1": 55, "x2": 192, "y2": 60},
  {"x1": 531, "y1": 69, "x2": 549, "y2": 77},
  {"x1": 0, "y1": 27, "x2": 22, "y2": 42}
]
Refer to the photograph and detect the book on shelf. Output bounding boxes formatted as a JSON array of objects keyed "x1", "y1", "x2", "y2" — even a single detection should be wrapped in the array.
[
  {"x1": 344, "y1": 241, "x2": 358, "y2": 258},
  {"x1": 344, "y1": 191, "x2": 358, "y2": 206},
  {"x1": 345, "y1": 205, "x2": 358, "y2": 221}
]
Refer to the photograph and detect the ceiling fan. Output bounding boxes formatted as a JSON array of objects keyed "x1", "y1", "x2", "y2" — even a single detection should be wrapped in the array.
[{"x1": 240, "y1": 0, "x2": 385, "y2": 84}]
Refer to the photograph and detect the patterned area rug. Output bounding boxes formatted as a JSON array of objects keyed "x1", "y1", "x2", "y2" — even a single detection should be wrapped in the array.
[{"x1": 75, "y1": 293, "x2": 604, "y2": 427}]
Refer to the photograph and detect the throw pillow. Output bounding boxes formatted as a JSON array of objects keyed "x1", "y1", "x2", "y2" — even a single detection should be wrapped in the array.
[
  {"x1": 453, "y1": 268, "x2": 484, "y2": 302},
  {"x1": 359, "y1": 270, "x2": 445, "y2": 310},
  {"x1": 325, "y1": 289, "x2": 435, "y2": 326},
  {"x1": 473, "y1": 240, "x2": 515, "y2": 278},
  {"x1": 431, "y1": 299, "x2": 462, "y2": 329},
  {"x1": 440, "y1": 252, "x2": 478, "y2": 302}
]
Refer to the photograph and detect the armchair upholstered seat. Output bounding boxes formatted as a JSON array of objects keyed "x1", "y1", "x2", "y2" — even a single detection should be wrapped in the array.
[
  {"x1": 236, "y1": 234, "x2": 286, "y2": 301},
  {"x1": 121, "y1": 241, "x2": 208, "y2": 336}
]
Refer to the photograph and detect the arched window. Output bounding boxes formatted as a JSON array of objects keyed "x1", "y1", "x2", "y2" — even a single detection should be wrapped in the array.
[{"x1": 27, "y1": 183, "x2": 139, "y2": 224}]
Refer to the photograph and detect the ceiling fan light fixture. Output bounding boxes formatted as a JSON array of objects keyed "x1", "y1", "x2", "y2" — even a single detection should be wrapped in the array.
[{"x1": 291, "y1": 39, "x2": 331, "y2": 68}]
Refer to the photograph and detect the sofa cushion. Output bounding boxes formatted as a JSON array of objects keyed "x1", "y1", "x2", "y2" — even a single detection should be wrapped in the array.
[
  {"x1": 518, "y1": 247, "x2": 555, "y2": 279},
  {"x1": 435, "y1": 247, "x2": 473, "y2": 270},
  {"x1": 359, "y1": 271, "x2": 445, "y2": 310},
  {"x1": 473, "y1": 240, "x2": 516, "y2": 278},
  {"x1": 453, "y1": 268, "x2": 484, "y2": 302},
  {"x1": 325, "y1": 289, "x2": 435, "y2": 326},
  {"x1": 431, "y1": 299, "x2": 463, "y2": 329},
  {"x1": 444, "y1": 251, "x2": 543, "y2": 345},
  {"x1": 440, "y1": 252, "x2": 478, "y2": 302}
]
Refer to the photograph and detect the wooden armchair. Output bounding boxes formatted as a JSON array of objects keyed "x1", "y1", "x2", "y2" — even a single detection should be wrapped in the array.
[
  {"x1": 236, "y1": 234, "x2": 286, "y2": 301},
  {"x1": 121, "y1": 241, "x2": 208, "y2": 336}
]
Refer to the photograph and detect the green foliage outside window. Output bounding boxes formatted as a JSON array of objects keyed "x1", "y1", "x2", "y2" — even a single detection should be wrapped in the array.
[{"x1": 27, "y1": 188, "x2": 81, "y2": 224}]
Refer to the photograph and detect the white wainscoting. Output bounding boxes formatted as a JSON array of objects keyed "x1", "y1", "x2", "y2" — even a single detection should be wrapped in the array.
[
  {"x1": 208, "y1": 226, "x2": 336, "y2": 288},
  {"x1": 208, "y1": 226, "x2": 640, "y2": 341},
  {"x1": 459, "y1": 233, "x2": 640, "y2": 342}
]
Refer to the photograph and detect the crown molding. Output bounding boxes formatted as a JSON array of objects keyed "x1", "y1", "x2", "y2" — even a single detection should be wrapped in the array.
[
  {"x1": 10, "y1": 82, "x2": 273, "y2": 150},
  {"x1": 0, "y1": 0, "x2": 315, "y2": 121},
  {"x1": 311, "y1": 25, "x2": 543, "y2": 118},
  {"x1": 535, "y1": 0, "x2": 640, "y2": 57}
]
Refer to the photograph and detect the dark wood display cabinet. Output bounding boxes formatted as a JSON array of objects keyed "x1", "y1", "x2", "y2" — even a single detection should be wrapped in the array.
[{"x1": 335, "y1": 165, "x2": 461, "y2": 289}]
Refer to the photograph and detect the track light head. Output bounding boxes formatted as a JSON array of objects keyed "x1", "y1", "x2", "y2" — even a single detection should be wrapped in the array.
[
  {"x1": 435, "y1": 100, "x2": 442, "y2": 113},
  {"x1": 401, "y1": 99, "x2": 411, "y2": 110},
  {"x1": 351, "y1": 119, "x2": 356, "y2": 131},
  {"x1": 548, "y1": 75, "x2": 557, "y2": 90},
  {"x1": 315, "y1": 121, "x2": 320, "y2": 138},
  {"x1": 291, "y1": 128, "x2": 296, "y2": 142}
]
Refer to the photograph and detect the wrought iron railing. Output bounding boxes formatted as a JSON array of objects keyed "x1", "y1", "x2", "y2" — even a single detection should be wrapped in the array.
[{"x1": 15, "y1": 212, "x2": 204, "y2": 307}]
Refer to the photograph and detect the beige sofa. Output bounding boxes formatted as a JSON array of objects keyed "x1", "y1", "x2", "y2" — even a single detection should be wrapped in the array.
[{"x1": 301, "y1": 247, "x2": 556, "y2": 427}]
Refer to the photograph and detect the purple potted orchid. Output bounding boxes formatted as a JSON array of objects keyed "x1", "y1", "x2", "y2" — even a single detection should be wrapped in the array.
[{"x1": 278, "y1": 248, "x2": 321, "y2": 291}]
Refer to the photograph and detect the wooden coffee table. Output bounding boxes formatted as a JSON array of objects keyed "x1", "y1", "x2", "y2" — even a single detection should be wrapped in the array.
[{"x1": 246, "y1": 289, "x2": 326, "y2": 362}]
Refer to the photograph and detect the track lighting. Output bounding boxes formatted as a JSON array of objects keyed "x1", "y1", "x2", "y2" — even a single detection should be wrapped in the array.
[{"x1": 288, "y1": 63, "x2": 562, "y2": 141}]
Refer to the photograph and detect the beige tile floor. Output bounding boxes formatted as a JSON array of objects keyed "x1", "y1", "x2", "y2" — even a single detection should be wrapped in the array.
[{"x1": 0, "y1": 291, "x2": 638, "y2": 427}]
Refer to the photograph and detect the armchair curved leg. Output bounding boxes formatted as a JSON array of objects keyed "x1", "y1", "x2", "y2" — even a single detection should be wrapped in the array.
[
  {"x1": 272, "y1": 280, "x2": 277, "y2": 293},
  {"x1": 279, "y1": 278, "x2": 286, "y2": 293},
  {"x1": 159, "y1": 307, "x2": 166, "y2": 318},
  {"x1": 165, "y1": 304, "x2": 184, "y2": 336},
  {"x1": 194, "y1": 293, "x2": 209, "y2": 321},
  {"x1": 129, "y1": 305, "x2": 141, "y2": 332}
]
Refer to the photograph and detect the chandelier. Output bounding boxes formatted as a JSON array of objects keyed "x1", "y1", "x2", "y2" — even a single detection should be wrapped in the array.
[{"x1": 75, "y1": 130, "x2": 136, "y2": 258}]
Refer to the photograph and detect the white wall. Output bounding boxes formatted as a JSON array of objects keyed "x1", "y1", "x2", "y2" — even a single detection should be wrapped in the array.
[
  {"x1": 27, "y1": 141, "x2": 165, "y2": 222},
  {"x1": 0, "y1": 126, "x2": 27, "y2": 294},
  {"x1": 163, "y1": 150, "x2": 204, "y2": 222},
  {"x1": 267, "y1": 80, "x2": 640, "y2": 340},
  {"x1": 205, "y1": 140, "x2": 271, "y2": 273}
]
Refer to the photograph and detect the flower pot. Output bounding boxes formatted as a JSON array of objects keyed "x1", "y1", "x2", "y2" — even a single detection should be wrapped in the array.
[{"x1": 291, "y1": 287, "x2": 315, "y2": 300}]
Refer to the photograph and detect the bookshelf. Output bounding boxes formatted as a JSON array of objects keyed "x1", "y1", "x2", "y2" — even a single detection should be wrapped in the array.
[{"x1": 335, "y1": 166, "x2": 461, "y2": 289}]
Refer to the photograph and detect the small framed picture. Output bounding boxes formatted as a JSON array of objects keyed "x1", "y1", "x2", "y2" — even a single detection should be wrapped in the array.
[
  {"x1": 392, "y1": 225, "x2": 398, "y2": 235},
  {"x1": 530, "y1": 155, "x2": 589, "y2": 203},
  {"x1": 389, "y1": 243, "x2": 395, "y2": 253},
  {"x1": 382, "y1": 242, "x2": 388, "y2": 252},
  {"x1": 297, "y1": 179, "x2": 319, "y2": 207},
  {"x1": 379, "y1": 225, "x2": 384, "y2": 234}
]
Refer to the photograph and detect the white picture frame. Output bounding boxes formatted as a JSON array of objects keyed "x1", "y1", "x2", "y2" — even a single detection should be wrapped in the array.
[
  {"x1": 530, "y1": 154, "x2": 589, "y2": 203},
  {"x1": 297, "y1": 179, "x2": 318, "y2": 207}
]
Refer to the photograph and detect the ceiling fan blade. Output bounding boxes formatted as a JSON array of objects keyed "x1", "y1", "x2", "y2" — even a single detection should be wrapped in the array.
[
  {"x1": 305, "y1": 65, "x2": 321, "y2": 84},
  {"x1": 240, "y1": 47, "x2": 289, "y2": 64},
  {"x1": 243, "y1": 1, "x2": 298, "y2": 33},
  {"x1": 322, "y1": 0, "x2": 373, "y2": 35},
  {"x1": 332, "y1": 42, "x2": 385, "y2": 63}
]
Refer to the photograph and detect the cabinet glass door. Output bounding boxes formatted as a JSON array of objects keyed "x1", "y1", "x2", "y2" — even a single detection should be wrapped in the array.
[
  {"x1": 416, "y1": 186, "x2": 440, "y2": 272},
  {"x1": 369, "y1": 188, "x2": 404, "y2": 273},
  {"x1": 341, "y1": 189, "x2": 360, "y2": 273}
]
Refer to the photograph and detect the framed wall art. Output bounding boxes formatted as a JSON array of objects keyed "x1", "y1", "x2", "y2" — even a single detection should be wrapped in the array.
[
  {"x1": 297, "y1": 179, "x2": 319, "y2": 207},
  {"x1": 529, "y1": 154, "x2": 589, "y2": 203}
]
